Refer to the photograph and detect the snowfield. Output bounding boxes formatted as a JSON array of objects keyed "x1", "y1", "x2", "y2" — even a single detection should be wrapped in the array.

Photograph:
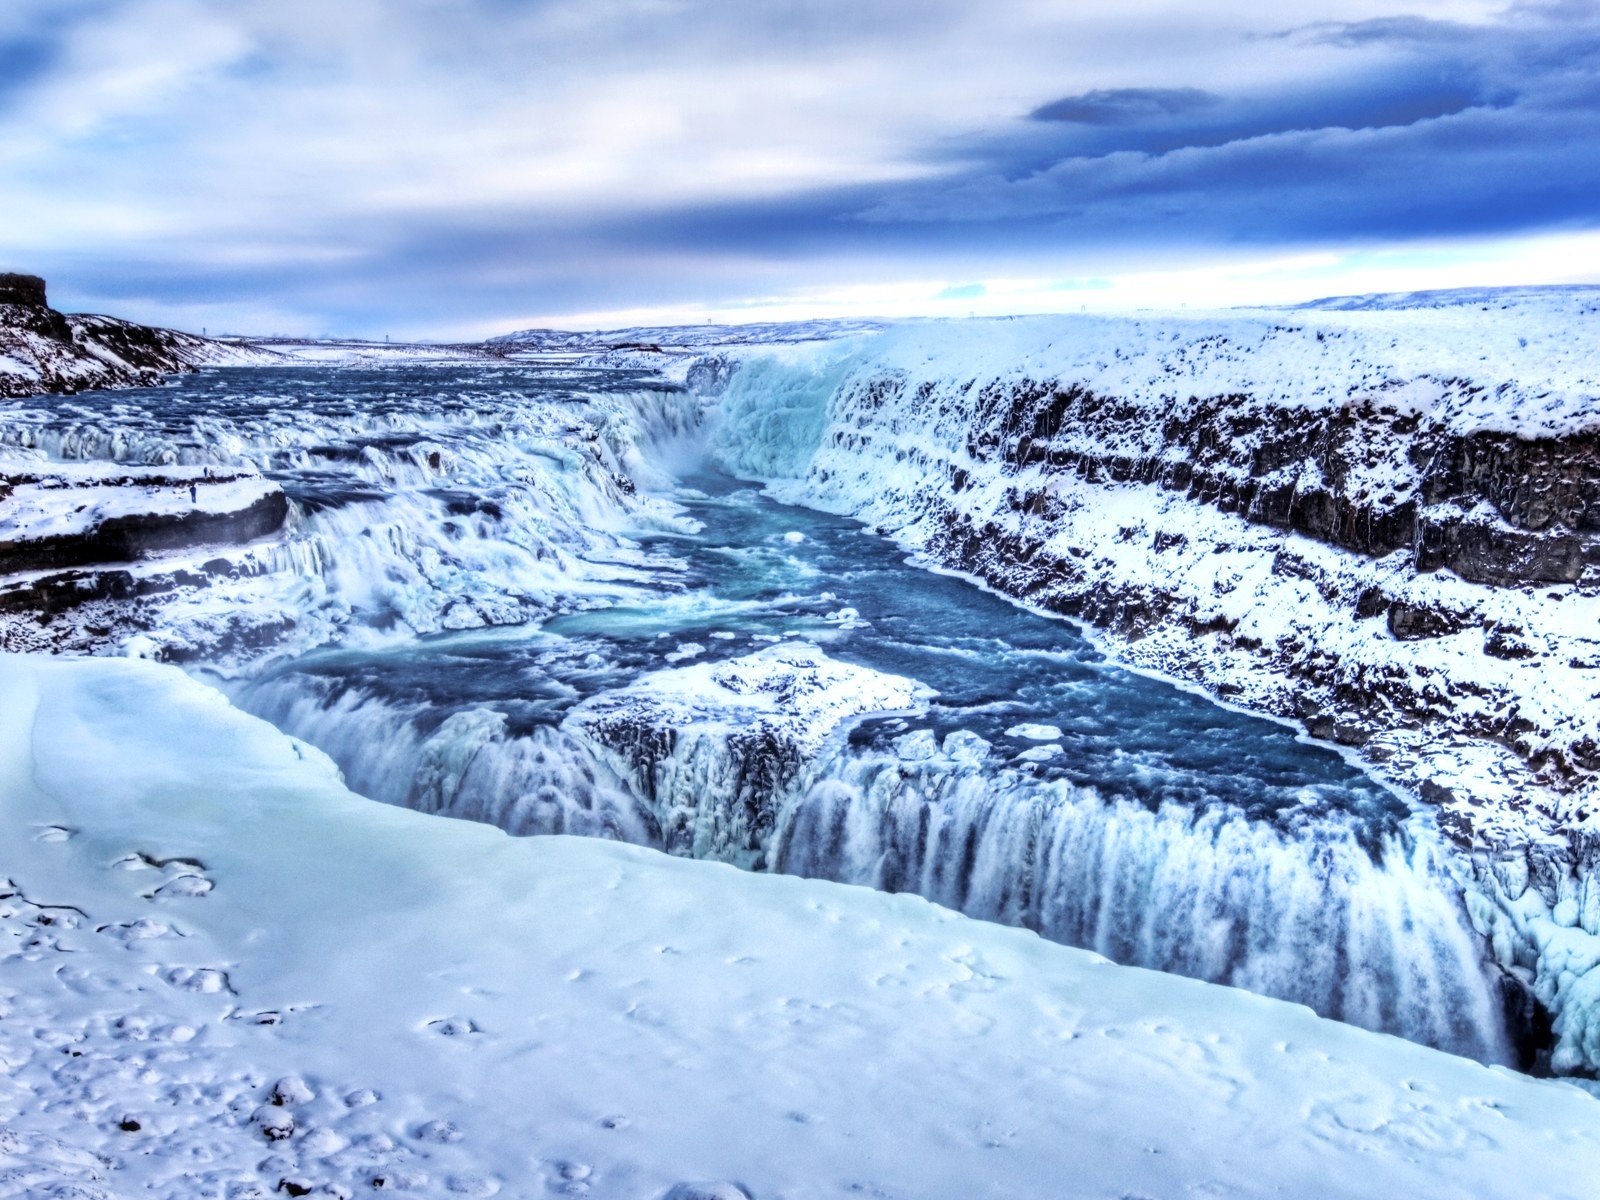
[{"x1": 3, "y1": 653, "x2": 1600, "y2": 1200}]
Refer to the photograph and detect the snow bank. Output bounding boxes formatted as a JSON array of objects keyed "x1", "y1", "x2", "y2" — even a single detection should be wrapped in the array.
[{"x1": 3, "y1": 652, "x2": 1599, "y2": 1199}]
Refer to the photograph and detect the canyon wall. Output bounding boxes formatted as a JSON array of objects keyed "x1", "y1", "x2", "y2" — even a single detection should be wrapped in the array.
[{"x1": 713, "y1": 291, "x2": 1600, "y2": 1073}]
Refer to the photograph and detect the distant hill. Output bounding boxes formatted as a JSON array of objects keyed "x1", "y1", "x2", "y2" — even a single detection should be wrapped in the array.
[
  {"x1": 0, "y1": 272, "x2": 268, "y2": 400},
  {"x1": 488, "y1": 318, "x2": 888, "y2": 351},
  {"x1": 1290, "y1": 283, "x2": 1600, "y2": 313}
]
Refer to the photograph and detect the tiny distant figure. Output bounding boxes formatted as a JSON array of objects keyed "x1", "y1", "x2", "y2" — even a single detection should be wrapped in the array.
[
  {"x1": 203, "y1": 467, "x2": 212, "y2": 479},
  {"x1": 189, "y1": 483, "x2": 197, "y2": 503}
]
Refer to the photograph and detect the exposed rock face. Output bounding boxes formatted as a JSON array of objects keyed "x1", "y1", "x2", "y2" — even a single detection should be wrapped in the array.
[
  {"x1": 708, "y1": 302, "x2": 1600, "y2": 1074},
  {"x1": 948, "y1": 378, "x2": 1600, "y2": 589},
  {"x1": 0, "y1": 273, "x2": 49, "y2": 308}
]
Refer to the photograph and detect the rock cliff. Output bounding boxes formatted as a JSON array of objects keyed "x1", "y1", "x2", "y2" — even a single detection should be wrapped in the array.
[
  {"x1": 712, "y1": 291, "x2": 1600, "y2": 1074},
  {"x1": 0, "y1": 272, "x2": 246, "y2": 400}
]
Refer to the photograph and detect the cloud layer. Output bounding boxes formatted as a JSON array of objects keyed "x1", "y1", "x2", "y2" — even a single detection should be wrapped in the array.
[{"x1": 0, "y1": 0, "x2": 1595, "y2": 333}]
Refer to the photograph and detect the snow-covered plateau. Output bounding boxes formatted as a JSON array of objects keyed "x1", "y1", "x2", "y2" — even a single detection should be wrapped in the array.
[{"x1": 6, "y1": 285, "x2": 1600, "y2": 1194}]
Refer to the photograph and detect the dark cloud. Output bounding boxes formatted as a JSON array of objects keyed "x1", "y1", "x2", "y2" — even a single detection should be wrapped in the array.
[
  {"x1": 855, "y1": 2, "x2": 1600, "y2": 250},
  {"x1": 1031, "y1": 88, "x2": 1218, "y2": 125},
  {"x1": 0, "y1": 37, "x2": 58, "y2": 108}
]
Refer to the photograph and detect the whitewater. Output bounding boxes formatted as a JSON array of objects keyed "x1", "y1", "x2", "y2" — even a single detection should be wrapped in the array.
[{"x1": 2, "y1": 359, "x2": 1523, "y2": 1059}]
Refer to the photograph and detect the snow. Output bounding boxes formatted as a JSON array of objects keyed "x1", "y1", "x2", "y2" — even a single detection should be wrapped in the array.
[
  {"x1": 488, "y1": 319, "x2": 887, "y2": 351},
  {"x1": 566, "y1": 643, "x2": 931, "y2": 864},
  {"x1": 4, "y1": 651, "x2": 1600, "y2": 1199},
  {"x1": 1004, "y1": 722, "x2": 1062, "y2": 741},
  {"x1": 0, "y1": 460, "x2": 279, "y2": 544}
]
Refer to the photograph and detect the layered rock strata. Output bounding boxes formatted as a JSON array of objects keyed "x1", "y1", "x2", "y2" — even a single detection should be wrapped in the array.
[{"x1": 0, "y1": 461, "x2": 290, "y2": 658}]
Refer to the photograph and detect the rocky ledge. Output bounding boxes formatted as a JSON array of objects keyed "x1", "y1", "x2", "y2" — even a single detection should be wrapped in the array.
[
  {"x1": 0, "y1": 460, "x2": 291, "y2": 659},
  {"x1": 567, "y1": 642, "x2": 928, "y2": 867}
]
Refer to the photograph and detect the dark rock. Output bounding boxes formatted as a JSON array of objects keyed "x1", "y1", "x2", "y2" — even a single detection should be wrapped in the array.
[
  {"x1": 0, "y1": 272, "x2": 47, "y2": 307},
  {"x1": 1387, "y1": 601, "x2": 1468, "y2": 640},
  {"x1": 1353, "y1": 586, "x2": 1388, "y2": 619},
  {"x1": 1484, "y1": 625, "x2": 1539, "y2": 660}
]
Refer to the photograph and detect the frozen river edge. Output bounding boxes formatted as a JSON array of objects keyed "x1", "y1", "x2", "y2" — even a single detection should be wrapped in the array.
[{"x1": 3, "y1": 652, "x2": 1600, "y2": 1199}]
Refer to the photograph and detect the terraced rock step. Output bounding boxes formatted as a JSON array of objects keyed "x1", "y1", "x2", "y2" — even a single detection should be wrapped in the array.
[{"x1": 0, "y1": 462, "x2": 288, "y2": 575}]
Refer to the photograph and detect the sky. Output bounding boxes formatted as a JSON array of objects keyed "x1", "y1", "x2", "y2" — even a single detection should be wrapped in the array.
[{"x1": 1, "y1": 0, "x2": 1597, "y2": 337}]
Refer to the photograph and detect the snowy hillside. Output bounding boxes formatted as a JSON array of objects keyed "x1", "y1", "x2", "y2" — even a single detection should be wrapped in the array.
[
  {"x1": 489, "y1": 319, "x2": 887, "y2": 351},
  {"x1": 4, "y1": 652, "x2": 1598, "y2": 1200}
]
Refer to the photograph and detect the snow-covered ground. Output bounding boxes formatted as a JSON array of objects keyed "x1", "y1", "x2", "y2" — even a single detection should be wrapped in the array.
[
  {"x1": 0, "y1": 461, "x2": 280, "y2": 550},
  {"x1": 4, "y1": 652, "x2": 1599, "y2": 1200}
]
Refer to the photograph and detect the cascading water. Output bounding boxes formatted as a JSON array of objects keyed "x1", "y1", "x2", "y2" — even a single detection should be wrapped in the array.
[
  {"x1": 0, "y1": 358, "x2": 1519, "y2": 1067},
  {"x1": 775, "y1": 738, "x2": 1502, "y2": 1060},
  {"x1": 0, "y1": 364, "x2": 705, "y2": 655}
]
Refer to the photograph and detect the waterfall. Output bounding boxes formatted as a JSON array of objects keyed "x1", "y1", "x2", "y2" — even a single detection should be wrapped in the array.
[
  {"x1": 239, "y1": 661, "x2": 1511, "y2": 1066},
  {"x1": 774, "y1": 737, "x2": 1508, "y2": 1063}
]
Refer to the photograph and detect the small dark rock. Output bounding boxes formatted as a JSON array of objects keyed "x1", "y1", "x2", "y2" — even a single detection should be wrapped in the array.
[
  {"x1": 1386, "y1": 600, "x2": 1467, "y2": 640},
  {"x1": 1484, "y1": 625, "x2": 1538, "y2": 660}
]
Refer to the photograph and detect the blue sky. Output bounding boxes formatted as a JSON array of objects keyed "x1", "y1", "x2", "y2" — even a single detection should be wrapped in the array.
[{"x1": 1, "y1": 0, "x2": 1597, "y2": 336}]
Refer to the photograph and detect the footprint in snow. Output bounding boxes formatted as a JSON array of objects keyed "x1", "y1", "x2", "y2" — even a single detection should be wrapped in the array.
[
  {"x1": 111, "y1": 851, "x2": 217, "y2": 899},
  {"x1": 426, "y1": 1016, "x2": 480, "y2": 1037},
  {"x1": 666, "y1": 1184, "x2": 752, "y2": 1200},
  {"x1": 164, "y1": 966, "x2": 234, "y2": 994},
  {"x1": 414, "y1": 1119, "x2": 464, "y2": 1144}
]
